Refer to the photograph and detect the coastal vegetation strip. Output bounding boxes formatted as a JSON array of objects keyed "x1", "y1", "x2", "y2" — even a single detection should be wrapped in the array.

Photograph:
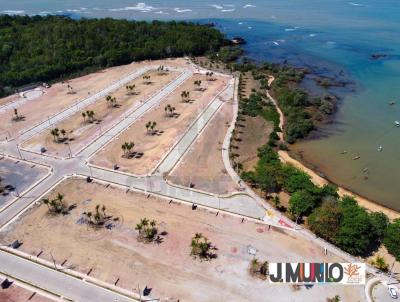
[
  {"x1": 0, "y1": 15, "x2": 226, "y2": 96},
  {"x1": 214, "y1": 56, "x2": 400, "y2": 265}
]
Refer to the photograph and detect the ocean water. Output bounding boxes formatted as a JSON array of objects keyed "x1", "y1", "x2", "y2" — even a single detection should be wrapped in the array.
[{"x1": 1, "y1": 1, "x2": 400, "y2": 210}]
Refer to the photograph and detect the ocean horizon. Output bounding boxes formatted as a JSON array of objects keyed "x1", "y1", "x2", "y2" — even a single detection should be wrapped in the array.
[{"x1": 1, "y1": 0, "x2": 400, "y2": 210}]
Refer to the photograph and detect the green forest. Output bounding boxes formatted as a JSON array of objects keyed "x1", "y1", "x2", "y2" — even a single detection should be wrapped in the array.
[{"x1": 0, "y1": 15, "x2": 226, "y2": 96}]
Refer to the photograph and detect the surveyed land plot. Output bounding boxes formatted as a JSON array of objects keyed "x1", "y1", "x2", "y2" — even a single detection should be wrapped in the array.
[
  {"x1": 168, "y1": 101, "x2": 239, "y2": 195},
  {"x1": 21, "y1": 70, "x2": 179, "y2": 157},
  {"x1": 0, "y1": 62, "x2": 152, "y2": 140},
  {"x1": 0, "y1": 178, "x2": 363, "y2": 302},
  {"x1": 90, "y1": 74, "x2": 229, "y2": 175}
]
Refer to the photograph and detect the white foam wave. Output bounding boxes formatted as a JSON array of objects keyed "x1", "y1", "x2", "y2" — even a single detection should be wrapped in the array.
[
  {"x1": 348, "y1": 2, "x2": 364, "y2": 6},
  {"x1": 155, "y1": 10, "x2": 169, "y2": 15},
  {"x1": 309, "y1": 33, "x2": 317, "y2": 37},
  {"x1": 221, "y1": 9, "x2": 235, "y2": 12},
  {"x1": 285, "y1": 26, "x2": 300, "y2": 32},
  {"x1": 243, "y1": 4, "x2": 256, "y2": 8},
  {"x1": 174, "y1": 8, "x2": 192, "y2": 13},
  {"x1": 211, "y1": 5, "x2": 223, "y2": 10},
  {"x1": 109, "y1": 3, "x2": 156, "y2": 12},
  {"x1": 2, "y1": 10, "x2": 25, "y2": 14},
  {"x1": 273, "y1": 41, "x2": 280, "y2": 46}
]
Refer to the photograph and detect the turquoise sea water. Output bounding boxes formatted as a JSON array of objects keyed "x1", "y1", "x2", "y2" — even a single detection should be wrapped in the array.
[{"x1": 1, "y1": 1, "x2": 400, "y2": 210}]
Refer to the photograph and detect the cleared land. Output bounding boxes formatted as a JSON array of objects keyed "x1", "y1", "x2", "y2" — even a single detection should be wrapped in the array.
[
  {"x1": 22, "y1": 70, "x2": 179, "y2": 157},
  {"x1": 0, "y1": 59, "x2": 188, "y2": 140},
  {"x1": 0, "y1": 178, "x2": 363, "y2": 302},
  {"x1": 0, "y1": 280, "x2": 54, "y2": 302},
  {"x1": 91, "y1": 74, "x2": 229, "y2": 175},
  {"x1": 168, "y1": 101, "x2": 239, "y2": 195},
  {"x1": 0, "y1": 157, "x2": 48, "y2": 209},
  {"x1": 235, "y1": 116, "x2": 273, "y2": 171}
]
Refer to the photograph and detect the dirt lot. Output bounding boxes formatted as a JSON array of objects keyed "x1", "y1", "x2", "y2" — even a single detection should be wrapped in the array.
[
  {"x1": 168, "y1": 101, "x2": 239, "y2": 195},
  {"x1": 0, "y1": 281, "x2": 54, "y2": 302},
  {"x1": 0, "y1": 178, "x2": 363, "y2": 302},
  {"x1": 235, "y1": 115, "x2": 273, "y2": 171},
  {"x1": 0, "y1": 94, "x2": 18, "y2": 107},
  {"x1": 0, "y1": 58, "x2": 193, "y2": 140},
  {"x1": 91, "y1": 74, "x2": 229, "y2": 175},
  {"x1": 22, "y1": 70, "x2": 179, "y2": 157}
]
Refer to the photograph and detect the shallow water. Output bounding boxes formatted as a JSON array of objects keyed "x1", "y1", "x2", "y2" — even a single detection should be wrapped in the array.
[{"x1": 1, "y1": 1, "x2": 400, "y2": 210}]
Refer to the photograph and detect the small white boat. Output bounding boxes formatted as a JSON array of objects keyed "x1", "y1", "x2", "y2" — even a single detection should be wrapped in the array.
[
  {"x1": 395, "y1": 121, "x2": 400, "y2": 127},
  {"x1": 378, "y1": 145, "x2": 383, "y2": 152}
]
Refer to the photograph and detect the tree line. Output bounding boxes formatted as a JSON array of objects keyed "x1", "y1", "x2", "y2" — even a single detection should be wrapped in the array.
[{"x1": 0, "y1": 15, "x2": 226, "y2": 96}]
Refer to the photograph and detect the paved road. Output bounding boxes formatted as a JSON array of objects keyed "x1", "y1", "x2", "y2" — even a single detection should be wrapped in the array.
[{"x1": 0, "y1": 250, "x2": 136, "y2": 302}]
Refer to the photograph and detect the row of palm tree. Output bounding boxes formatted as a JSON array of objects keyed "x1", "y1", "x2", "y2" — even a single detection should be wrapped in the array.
[
  {"x1": 82, "y1": 110, "x2": 95, "y2": 123},
  {"x1": 50, "y1": 128, "x2": 67, "y2": 143},
  {"x1": 145, "y1": 121, "x2": 157, "y2": 135},
  {"x1": 42, "y1": 193, "x2": 68, "y2": 214},
  {"x1": 121, "y1": 141, "x2": 135, "y2": 157},
  {"x1": 164, "y1": 104, "x2": 176, "y2": 117}
]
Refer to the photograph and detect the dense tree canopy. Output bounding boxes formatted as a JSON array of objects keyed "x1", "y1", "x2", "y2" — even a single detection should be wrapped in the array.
[
  {"x1": 0, "y1": 15, "x2": 225, "y2": 96},
  {"x1": 384, "y1": 219, "x2": 400, "y2": 261}
]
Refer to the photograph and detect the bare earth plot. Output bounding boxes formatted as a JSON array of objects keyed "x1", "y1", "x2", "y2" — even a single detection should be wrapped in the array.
[
  {"x1": 0, "y1": 178, "x2": 363, "y2": 302},
  {"x1": 91, "y1": 74, "x2": 229, "y2": 175},
  {"x1": 236, "y1": 115, "x2": 273, "y2": 171},
  {"x1": 0, "y1": 157, "x2": 48, "y2": 209},
  {"x1": 0, "y1": 280, "x2": 55, "y2": 302},
  {"x1": 0, "y1": 61, "x2": 152, "y2": 140},
  {"x1": 22, "y1": 70, "x2": 179, "y2": 157},
  {"x1": 168, "y1": 101, "x2": 239, "y2": 195}
]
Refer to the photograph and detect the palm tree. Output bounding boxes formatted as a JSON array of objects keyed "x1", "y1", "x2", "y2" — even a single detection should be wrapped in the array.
[
  {"x1": 51, "y1": 128, "x2": 60, "y2": 142},
  {"x1": 143, "y1": 75, "x2": 151, "y2": 84},
  {"x1": 86, "y1": 110, "x2": 95, "y2": 122},
  {"x1": 194, "y1": 80, "x2": 202, "y2": 90},
  {"x1": 105, "y1": 95, "x2": 117, "y2": 108},
  {"x1": 126, "y1": 84, "x2": 136, "y2": 95},
  {"x1": 145, "y1": 121, "x2": 152, "y2": 134},
  {"x1": 150, "y1": 121, "x2": 157, "y2": 135},
  {"x1": 42, "y1": 197, "x2": 50, "y2": 209},
  {"x1": 121, "y1": 143, "x2": 128, "y2": 156},
  {"x1": 82, "y1": 111, "x2": 86, "y2": 122},
  {"x1": 181, "y1": 91, "x2": 190, "y2": 103},
  {"x1": 13, "y1": 108, "x2": 19, "y2": 120},
  {"x1": 60, "y1": 129, "x2": 66, "y2": 139}
]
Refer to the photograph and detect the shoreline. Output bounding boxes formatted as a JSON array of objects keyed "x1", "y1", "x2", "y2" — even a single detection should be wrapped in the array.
[
  {"x1": 266, "y1": 76, "x2": 400, "y2": 220},
  {"x1": 279, "y1": 149, "x2": 400, "y2": 220}
]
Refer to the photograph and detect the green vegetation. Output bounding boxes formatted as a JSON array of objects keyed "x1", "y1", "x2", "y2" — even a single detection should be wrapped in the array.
[
  {"x1": 42, "y1": 193, "x2": 69, "y2": 215},
  {"x1": 384, "y1": 219, "x2": 400, "y2": 260},
  {"x1": 190, "y1": 233, "x2": 217, "y2": 260},
  {"x1": 83, "y1": 204, "x2": 113, "y2": 227},
  {"x1": 249, "y1": 258, "x2": 269, "y2": 280},
  {"x1": 370, "y1": 255, "x2": 389, "y2": 272},
  {"x1": 0, "y1": 15, "x2": 225, "y2": 96},
  {"x1": 135, "y1": 218, "x2": 158, "y2": 243}
]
